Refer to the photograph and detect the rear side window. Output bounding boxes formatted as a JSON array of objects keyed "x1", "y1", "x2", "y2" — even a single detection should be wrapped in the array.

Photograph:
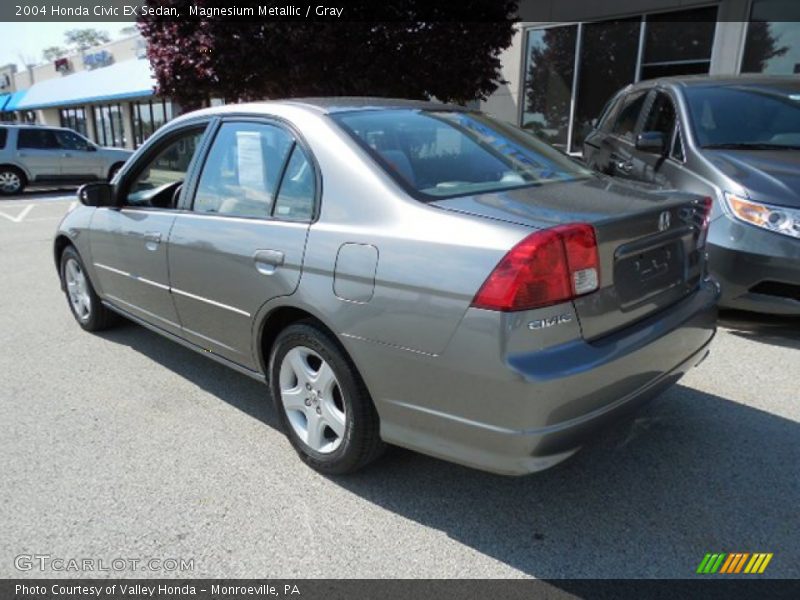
[
  {"x1": 0, "y1": 128, "x2": 7, "y2": 149},
  {"x1": 18, "y1": 128, "x2": 60, "y2": 149},
  {"x1": 273, "y1": 145, "x2": 315, "y2": 222},
  {"x1": 611, "y1": 92, "x2": 648, "y2": 140},
  {"x1": 193, "y1": 122, "x2": 294, "y2": 218}
]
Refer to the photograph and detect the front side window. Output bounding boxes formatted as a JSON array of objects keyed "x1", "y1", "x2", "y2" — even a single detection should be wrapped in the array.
[
  {"x1": 334, "y1": 109, "x2": 592, "y2": 200},
  {"x1": 685, "y1": 85, "x2": 800, "y2": 149},
  {"x1": 610, "y1": 92, "x2": 648, "y2": 140},
  {"x1": 18, "y1": 129, "x2": 60, "y2": 149},
  {"x1": 125, "y1": 128, "x2": 205, "y2": 208},
  {"x1": 193, "y1": 122, "x2": 294, "y2": 218},
  {"x1": 643, "y1": 92, "x2": 677, "y2": 138}
]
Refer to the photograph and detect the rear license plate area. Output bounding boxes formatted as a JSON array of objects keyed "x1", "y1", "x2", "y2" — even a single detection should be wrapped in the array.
[{"x1": 614, "y1": 240, "x2": 684, "y2": 307}]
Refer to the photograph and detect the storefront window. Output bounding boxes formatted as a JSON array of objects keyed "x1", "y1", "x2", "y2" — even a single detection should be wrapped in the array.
[
  {"x1": 58, "y1": 107, "x2": 88, "y2": 137},
  {"x1": 571, "y1": 18, "x2": 640, "y2": 151},
  {"x1": 520, "y1": 25, "x2": 577, "y2": 150},
  {"x1": 131, "y1": 99, "x2": 175, "y2": 148},
  {"x1": 741, "y1": 1, "x2": 800, "y2": 74},
  {"x1": 521, "y1": 6, "x2": 717, "y2": 154},
  {"x1": 639, "y1": 7, "x2": 717, "y2": 80},
  {"x1": 92, "y1": 104, "x2": 125, "y2": 148}
]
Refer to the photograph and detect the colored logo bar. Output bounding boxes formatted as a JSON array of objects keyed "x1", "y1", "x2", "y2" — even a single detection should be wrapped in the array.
[{"x1": 696, "y1": 552, "x2": 773, "y2": 574}]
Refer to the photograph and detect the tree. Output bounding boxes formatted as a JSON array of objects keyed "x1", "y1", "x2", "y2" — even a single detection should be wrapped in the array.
[
  {"x1": 42, "y1": 46, "x2": 68, "y2": 61},
  {"x1": 64, "y1": 28, "x2": 111, "y2": 52},
  {"x1": 138, "y1": 0, "x2": 518, "y2": 109}
]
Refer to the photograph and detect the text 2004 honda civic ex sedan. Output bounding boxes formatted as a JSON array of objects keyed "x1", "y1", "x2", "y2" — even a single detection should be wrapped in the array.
[{"x1": 55, "y1": 98, "x2": 718, "y2": 475}]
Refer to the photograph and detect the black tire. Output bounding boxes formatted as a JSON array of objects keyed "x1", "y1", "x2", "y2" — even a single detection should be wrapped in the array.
[
  {"x1": 108, "y1": 162, "x2": 124, "y2": 182},
  {"x1": 0, "y1": 166, "x2": 26, "y2": 195},
  {"x1": 269, "y1": 322, "x2": 385, "y2": 474},
  {"x1": 60, "y1": 245, "x2": 119, "y2": 332}
]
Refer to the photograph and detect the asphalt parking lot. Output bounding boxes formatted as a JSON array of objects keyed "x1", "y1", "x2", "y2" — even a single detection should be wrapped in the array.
[{"x1": 1, "y1": 191, "x2": 798, "y2": 579}]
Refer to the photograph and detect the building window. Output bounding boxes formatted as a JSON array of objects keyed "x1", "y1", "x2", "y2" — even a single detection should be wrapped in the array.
[
  {"x1": 741, "y1": 1, "x2": 800, "y2": 74},
  {"x1": 59, "y1": 107, "x2": 88, "y2": 137},
  {"x1": 131, "y1": 98, "x2": 174, "y2": 148},
  {"x1": 571, "y1": 18, "x2": 640, "y2": 151},
  {"x1": 92, "y1": 103, "x2": 125, "y2": 148},
  {"x1": 639, "y1": 7, "x2": 717, "y2": 80},
  {"x1": 521, "y1": 5, "x2": 717, "y2": 154},
  {"x1": 520, "y1": 24, "x2": 577, "y2": 151}
]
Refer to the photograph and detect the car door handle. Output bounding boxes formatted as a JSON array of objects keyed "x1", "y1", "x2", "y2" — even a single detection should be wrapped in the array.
[
  {"x1": 143, "y1": 231, "x2": 162, "y2": 250},
  {"x1": 254, "y1": 249, "x2": 285, "y2": 275},
  {"x1": 616, "y1": 160, "x2": 633, "y2": 172},
  {"x1": 62, "y1": 152, "x2": 72, "y2": 158}
]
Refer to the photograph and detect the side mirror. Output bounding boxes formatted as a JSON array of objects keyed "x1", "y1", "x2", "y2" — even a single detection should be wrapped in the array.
[
  {"x1": 78, "y1": 182, "x2": 115, "y2": 207},
  {"x1": 636, "y1": 131, "x2": 666, "y2": 154}
]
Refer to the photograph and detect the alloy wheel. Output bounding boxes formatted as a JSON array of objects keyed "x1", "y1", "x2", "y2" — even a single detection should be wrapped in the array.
[
  {"x1": 0, "y1": 171, "x2": 21, "y2": 194},
  {"x1": 64, "y1": 258, "x2": 92, "y2": 322},
  {"x1": 279, "y1": 346, "x2": 347, "y2": 454}
]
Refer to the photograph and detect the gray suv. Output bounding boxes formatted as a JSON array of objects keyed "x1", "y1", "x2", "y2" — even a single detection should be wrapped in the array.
[
  {"x1": 0, "y1": 124, "x2": 132, "y2": 195},
  {"x1": 583, "y1": 75, "x2": 800, "y2": 315}
]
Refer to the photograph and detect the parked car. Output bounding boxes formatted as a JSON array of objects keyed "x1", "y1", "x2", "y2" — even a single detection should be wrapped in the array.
[
  {"x1": 583, "y1": 75, "x2": 800, "y2": 315},
  {"x1": 54, "y1": 99, "x2": 718, "y2": 475},
  {"x1": 0, "y1": 124, "x2": 132, "y2": 195}
]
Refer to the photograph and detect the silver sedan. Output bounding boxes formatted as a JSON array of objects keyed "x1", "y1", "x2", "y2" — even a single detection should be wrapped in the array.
[{"x1": 54, "y1": 98, "x2": 718, "y2": 475}]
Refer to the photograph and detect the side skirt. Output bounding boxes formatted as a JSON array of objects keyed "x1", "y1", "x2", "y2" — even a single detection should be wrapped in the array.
[{"x1": 102, "y1": 300, "x2": 268, "y2": 384}]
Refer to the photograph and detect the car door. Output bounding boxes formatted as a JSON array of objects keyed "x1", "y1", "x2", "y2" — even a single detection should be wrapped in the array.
[
  {"x1": 16, "y1": 128, "x2": 63, "y2": 180},
  {"x1": 595, "y1": 90, "x2": 650, "y2": 180},
  {"x1": 54, "y1": 129, "x2": 104, "y2": 179},
  {"x1": 89, "y1": 124, "x2": 209, "y2": 336},
  {"x1": 167, "y1": 119, "x2": 316, "y2": 369},
  {"x1": 630, "y1": 89, "x2": 687, "y2": 189}
]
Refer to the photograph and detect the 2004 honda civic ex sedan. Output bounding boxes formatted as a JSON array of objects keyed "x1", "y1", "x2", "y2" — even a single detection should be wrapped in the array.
[{"x1": 55, "y1": 98, "x2": 719, "y2": 475}]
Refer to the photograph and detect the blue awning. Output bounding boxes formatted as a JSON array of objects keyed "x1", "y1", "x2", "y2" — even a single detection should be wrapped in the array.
[
  {"x1": 14, "y1": 59, "x2": 156, "y2": 110},
  {"x1": 3, "y1": 90, "x2": 27, "y2": 112}
]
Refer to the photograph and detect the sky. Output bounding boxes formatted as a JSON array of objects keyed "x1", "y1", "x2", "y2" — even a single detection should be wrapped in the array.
[{"x1": 0, "y1": 22, "x2": 134, "y2": 69}]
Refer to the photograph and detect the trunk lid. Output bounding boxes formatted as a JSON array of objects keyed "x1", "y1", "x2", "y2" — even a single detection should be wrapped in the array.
[{"x1": 431, "y1": 176, "x2": 709, "y2": 340}]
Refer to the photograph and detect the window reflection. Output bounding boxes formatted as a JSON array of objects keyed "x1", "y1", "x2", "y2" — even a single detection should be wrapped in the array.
[
  {"x1": 742, "y1": 1, "x2": 800, "y2": 74},
  {"x1": 571, "y1": 18, "x2": 639, "y2": 151},
  {"x1": 521, "y1": 25, "x2": 577, "y2": 150}
]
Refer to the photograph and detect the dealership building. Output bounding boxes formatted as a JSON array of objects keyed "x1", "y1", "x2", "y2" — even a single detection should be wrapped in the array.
[
  {"x1": 0, "y1": 34, "x2": 178, "y2": 150},
  {"x1": 0, "y1": 0, "x2": 797, "y2": 153}
]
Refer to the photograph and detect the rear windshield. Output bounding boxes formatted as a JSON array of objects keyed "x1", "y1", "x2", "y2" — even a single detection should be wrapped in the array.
[
  {"x1": 685, "y1": 85, "x2": 800, "y2": 149},
  {"x1": 332, "y1": 109, "x2": 592, "y2": 200}
]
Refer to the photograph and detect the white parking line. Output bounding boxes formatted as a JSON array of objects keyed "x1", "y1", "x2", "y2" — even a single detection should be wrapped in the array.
[{"x1": 0, "y1": 205, "x2": 34, "y2": 223}]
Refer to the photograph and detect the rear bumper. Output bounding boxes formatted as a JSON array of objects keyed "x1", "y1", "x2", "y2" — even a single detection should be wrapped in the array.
[
  {"x1": 367, "y1": 279, "x2": 718, "y2": 475},
  {"x1": 708, "y1": 215, "x2": 800, "y2": 315}
]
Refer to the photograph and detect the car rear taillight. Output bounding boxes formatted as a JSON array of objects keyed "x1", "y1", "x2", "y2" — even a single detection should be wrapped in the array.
[{"x1": 471, "y1": 223, "x2": 600, "y2": 311}]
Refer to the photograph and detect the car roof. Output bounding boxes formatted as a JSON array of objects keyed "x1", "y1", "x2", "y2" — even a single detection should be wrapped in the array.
[
  {"x1": 173, "y1": 97, "x2": 468, "y2": 125},
  {"x1": 631, "y1": 74, "x2": 800, "y2": 93},
  {"x1": 279, "y1": 97, "x2": 467, "y2": 113},
  {"x1": 0, "y1": 123, "x2": 71, "y2": 130}
]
